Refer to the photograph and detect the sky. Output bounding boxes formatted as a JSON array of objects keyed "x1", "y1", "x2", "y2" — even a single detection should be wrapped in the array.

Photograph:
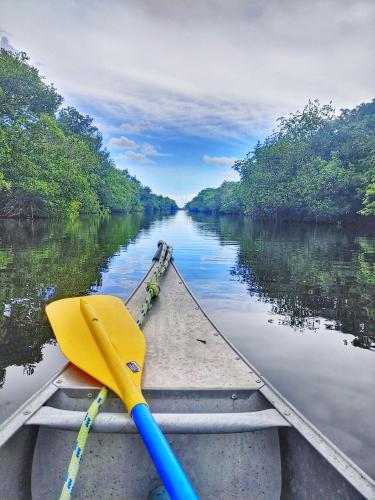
[{"x1": 1, "y1": 0, "x2": 374, "y2": 206}]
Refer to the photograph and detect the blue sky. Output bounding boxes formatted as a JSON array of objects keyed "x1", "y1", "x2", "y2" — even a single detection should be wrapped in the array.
[
  {"x1": 77, "y1": 102, "x2": 251, "y2": 205},
  {"x1": 1, "y1": 0, "x2": 374, "y2": 205}
]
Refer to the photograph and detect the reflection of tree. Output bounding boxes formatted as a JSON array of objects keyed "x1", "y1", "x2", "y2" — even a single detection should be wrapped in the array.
[
  {"x1": 0, "y1": 368, "x2": 5, "y2": 389},
  {"x1": 0, "y1": 213, "x2": 171, "y2": 386},
  {"x1": 189, "y1": 213, "x2": 375, "y2": 350}
]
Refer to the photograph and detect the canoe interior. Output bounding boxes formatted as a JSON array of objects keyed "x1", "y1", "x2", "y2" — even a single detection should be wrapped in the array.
[
  {"x1": 0, "y1": 261, "x2": 374, "y2": 499},
  {"x1": 0, "y1": 386, "x2": 369, "y2": 499}
]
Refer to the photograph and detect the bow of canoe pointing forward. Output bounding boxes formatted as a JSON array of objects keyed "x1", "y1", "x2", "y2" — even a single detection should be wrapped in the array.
[{"x1": 0, "y1": 242, "x2": 375, "y2": 499}]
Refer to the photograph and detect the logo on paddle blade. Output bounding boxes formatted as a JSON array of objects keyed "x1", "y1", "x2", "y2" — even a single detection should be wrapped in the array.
[{"x1": 127, "y1": 361, "x2": 141, "y2": 373}]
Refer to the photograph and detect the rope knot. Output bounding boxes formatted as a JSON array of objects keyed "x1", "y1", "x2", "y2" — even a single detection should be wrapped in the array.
[{"x1": 146, "y1": 280, "x2": 160, "y2": 297}]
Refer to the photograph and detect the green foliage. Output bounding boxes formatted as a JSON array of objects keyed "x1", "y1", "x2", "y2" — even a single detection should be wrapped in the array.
[
  {"x1": 219, "y1": 182, "x2": 243, "y2": 213},
  {"x1": 188, "y1": 99, "x2": 375, "y2": 220},
  {"x1": 186, "y1": 188, "x2": 219, "y2": 212},
  {"x1": 237, "y1": 99, "x2": 375, "y2": 220},
  {"x1": 186, "y1": 182, "x2": 241, "y2": 214},
  {"x1": 0, "y1": 49, "x2": 176, "y2": 218},
  {"x1": 57, "y1": 106, "x2": 103, "y2": 152},
  {"x1": 361, "y1": 177, "x2": 375, "y2": 216},
  {"x1": 101, "y1": 169, "x2": 141, "y2": 213},
  {"x1": 138, "y1": 185, "x2": 177, "y2": 212},
  {"x1": 1, "y1": 114, "x2": 102, "y2": 217},
  {"x1": 0, "y1": 50, "x2": 62, "y2": 122},
  {"x1": 0, "y1": 171, "x2": 10, "y2": 192}
]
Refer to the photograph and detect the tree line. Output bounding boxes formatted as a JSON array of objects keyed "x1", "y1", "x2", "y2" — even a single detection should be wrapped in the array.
[
  {"x1": 186, "y1": 100, "x2": 375, "y2": 220},
  {"x1": 0, "y1": 49, "x2": 177, "y2": 218}
]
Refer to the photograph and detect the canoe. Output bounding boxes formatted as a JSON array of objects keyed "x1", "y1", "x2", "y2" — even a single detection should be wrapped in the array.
[{"x1": 0, "y1": 247, "x2": 374, "y2": 499}]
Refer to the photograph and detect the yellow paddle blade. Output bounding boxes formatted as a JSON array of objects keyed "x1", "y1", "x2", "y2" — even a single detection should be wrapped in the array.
[{"x1": 46, "y1": 295, "x2": 146, "y2": 412}]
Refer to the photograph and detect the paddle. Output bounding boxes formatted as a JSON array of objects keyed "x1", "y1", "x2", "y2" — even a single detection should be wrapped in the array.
[{"x1": 46, "y1": 295, "x2": 198, "y2": 500}]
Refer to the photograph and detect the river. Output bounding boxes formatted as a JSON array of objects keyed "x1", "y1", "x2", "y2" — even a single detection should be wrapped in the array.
[{"x1": 0, "y1": 210, "x2": 374, "y2": 477}]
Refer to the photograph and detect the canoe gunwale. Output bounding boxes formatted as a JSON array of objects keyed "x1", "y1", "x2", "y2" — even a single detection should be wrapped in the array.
[
  {"x1": 0, "y1": 368, "x2": 61, "y2": 447},
  {"x1": 260, "y1": 382, "x2": 375, "y2": 498}
]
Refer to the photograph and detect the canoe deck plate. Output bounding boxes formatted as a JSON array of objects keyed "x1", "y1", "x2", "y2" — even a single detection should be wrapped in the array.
[{"x1": 56, "y1": 262, "x2": 261, "y2": 392}]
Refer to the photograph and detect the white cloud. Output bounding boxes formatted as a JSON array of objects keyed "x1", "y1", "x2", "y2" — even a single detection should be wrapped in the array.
[
  {"x1": 141, "y1": 143, "x2": 170, "y2": 157},
  {"x1": 111, "y1": 139, "x2": 167, "y2": 163},
  {"x1": 120, "y1": 121, "x2": 160, "y2": 133},
  {"x1": 2, "y1": 0, "x2": 373, "y2": 140},
  {"x1": 108, "y1": 135, "x2": 137, "y2": 148},
  {"x1": 223, "y1": 170, "x2": 239, "y2": 180},
  {"x1": 122, "y1": 151, "x2": 152, "y2": 164},
  {"x1": 203, "y1": 155, "x2": 237, "y2": 167},
  {"x1": 168, "y1": 193, "x2": 197, "y2": 207},
  {"x1": 142, "y1": 144, "x2": 161, "y2": 156}
]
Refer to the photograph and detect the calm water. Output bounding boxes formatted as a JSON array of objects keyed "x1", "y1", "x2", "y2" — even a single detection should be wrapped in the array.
[{"x1": 0, "y1": 211, "x2": 374, "y2": 476}]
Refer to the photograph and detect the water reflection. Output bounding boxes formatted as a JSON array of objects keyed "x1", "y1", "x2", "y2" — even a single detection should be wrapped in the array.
[
  {"x1": 0, "y1": 213, "x2": 173, "y2": 418},
  {"x1": 189, "y1": 213, "x2": 375, "y2": 349},
  {"x1": 184, "y1": 213, "x2": 375, "y2": 477},
  {"x1": 0, "y1": 211, "x2": 374, "y2": 478}
]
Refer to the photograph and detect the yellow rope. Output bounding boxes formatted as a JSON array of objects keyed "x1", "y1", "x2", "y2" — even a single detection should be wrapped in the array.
[
  {"x1": 59, "y1": 387, "x2": 108, "y2": 499},
  {"x1": 60, "y1": 241, "x2": 173, "y2": 498}
]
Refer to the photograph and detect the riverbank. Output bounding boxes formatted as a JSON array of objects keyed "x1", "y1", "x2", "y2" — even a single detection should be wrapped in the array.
[
  {"x1": 0, "y1": 206, "x2": 178, "y2": 221},
  {"x1": 186, "y1": 207, "x2": 375, "y2": 226}
]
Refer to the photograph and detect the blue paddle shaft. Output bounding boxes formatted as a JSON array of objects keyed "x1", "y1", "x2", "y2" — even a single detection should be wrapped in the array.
[{"x1": 131, "y1": 404, "x2": 198, "y2": 500}]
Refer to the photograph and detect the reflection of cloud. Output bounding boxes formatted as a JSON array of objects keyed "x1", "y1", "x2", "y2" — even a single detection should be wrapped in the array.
[
  {"x1": 109, "y1": 136, "x2": 137, "y2": 148},
  {"x1": 203, "y1": 155, "x2": 237, "y2": 167}
]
